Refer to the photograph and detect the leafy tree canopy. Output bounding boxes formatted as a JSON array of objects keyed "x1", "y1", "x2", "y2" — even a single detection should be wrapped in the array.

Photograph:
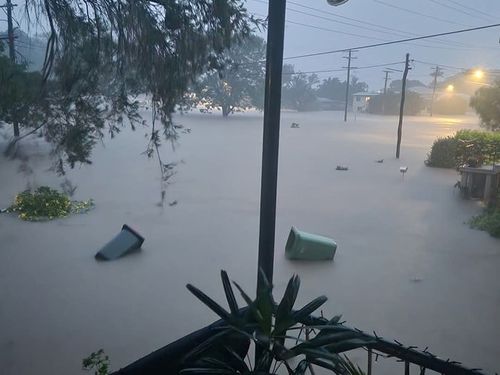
[
  {"x1": 316, "y1": 75, "x2": 368, "y2": 102},
  {"x1": 194, "y1": 34, "x2": 266, "y2": 116},
  {"x1": 281, "y1": 64, "x2": 319, "y2": 112},
  {"x1": 0, "y1": 0, "x2": 258, "y2": 173},
  {"x1": 470, "y1": 81, "x2": 500, "y2": 131},
  {"x1": 389, "y1": 79, "x2": 426, "y2": 92}
]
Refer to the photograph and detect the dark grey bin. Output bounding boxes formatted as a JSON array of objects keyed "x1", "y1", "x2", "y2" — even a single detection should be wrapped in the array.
[{"x1": 95, "y1": 224, "x2": 144, "y2": 260}]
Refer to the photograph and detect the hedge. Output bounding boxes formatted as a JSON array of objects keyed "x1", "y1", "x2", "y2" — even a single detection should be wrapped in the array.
[{"x1": 426, "y1": 129, "x2": 500, "y2": 169}]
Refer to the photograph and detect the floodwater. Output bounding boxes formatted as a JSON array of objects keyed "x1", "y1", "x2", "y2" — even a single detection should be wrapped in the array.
[{"x1": 0, "y1": 110, "x2": 499, "y2": 374}]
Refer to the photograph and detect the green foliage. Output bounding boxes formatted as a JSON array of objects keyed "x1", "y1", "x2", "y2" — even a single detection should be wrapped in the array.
[
  {"x1": 0, "y1": 42, "x2": 45, "y2": 132},
  {"x1": 470, "y1": 208, "x2": 500, "y2": 238},
  {"x1": 195, "y1": 34, "x2": 266, "y2": 116},
  {"x1": 455, "y1": 129, "x2": 500, "y2": 167},
  {"x1": 182, "y1": 270, "x2": 371, "y2": 374},
  {"x1": 316, "y1": 76, "x2": 368, "y2": 103},
  {"x1": 82, "y1": 349, "x2": 110, "y2": 375},
  {"x1": 1, "y1": 1, "x2": 258, "y2": 172},
  {"x1": 426, "y1": 130, "x2": 500, "y2": 168},
  {"x1": 433, "y1": 95, "x2": 468, "y2": 115},
  {"x1": 281, "y1": 66, "x2": 320, "y2": 112},
  {"x1": 425, "y1": 136, "x2": 458, "y2": 168},
  {"x1": 470, "y1": 81, "x2": 500, "y2": 131},
  {"x1": 367, "y1": 92, "x2": 424, "y2": 116},
  {"x1": 6, "y1": 186, "x2": 94, "y2": 221},
  {"x1": 388, "y1": 79, "x2": 426, "y2": 92}
]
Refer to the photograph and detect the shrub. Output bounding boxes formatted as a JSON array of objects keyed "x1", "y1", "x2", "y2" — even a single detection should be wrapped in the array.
[
  {"x1": 455, "y1": 129, "x2": 500, "y2": 167},
  {"x1": 425, "y1": 136, "x2": 457, "y2": 168},
  {"x1": 470, "y1": 82, "x2": 500, "y2": 131},
  {"x1": 426, "y1": 129, "x2": 500, "y2": 169},
  {"x1": 7, "y1": 186, "x2": 94, "y2": 221},
  {"x1": 470, "y1": 208, "x2": 500, "y2": 238}
]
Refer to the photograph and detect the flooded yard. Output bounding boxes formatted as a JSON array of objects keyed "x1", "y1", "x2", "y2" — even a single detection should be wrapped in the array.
[{"x1": 0, "y1": 110, "x2": 498, "y2": 374}]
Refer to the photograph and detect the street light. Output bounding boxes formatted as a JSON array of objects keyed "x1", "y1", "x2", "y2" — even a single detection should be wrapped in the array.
[
  {"x1": 473, "y1": 69, "x2": 484, "y2": 80},
  {"x1": 446, "y1": 84, "x2": 455, "y2": 92},
  {"x1": 327, "y1": 0, "x2": 351, "y2": 5},
  {"x1": 257, "y1": 0, "x2": 351, "y2": 291}
]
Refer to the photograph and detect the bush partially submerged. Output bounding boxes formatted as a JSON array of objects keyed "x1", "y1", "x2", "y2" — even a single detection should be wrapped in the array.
[
  {"x1": 7, "y1": 186, "x2": 94, "y2": 221},
  {"x1": 470, "y1": 208, "x2": 500, "y2": 238},
  {"x1": 425, "y1": 136, "x2": 457, "y2": 168},
  {"x1": 426, "y1": 130, "x2": 500, "y2": 169}
]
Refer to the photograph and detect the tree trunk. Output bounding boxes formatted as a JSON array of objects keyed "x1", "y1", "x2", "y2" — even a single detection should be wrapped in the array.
[{"x1": 222, "y1": 105, "x2": 230, "y2": 117}]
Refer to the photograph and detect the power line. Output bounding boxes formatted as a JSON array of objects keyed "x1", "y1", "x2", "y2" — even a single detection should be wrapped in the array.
[
  {"x1": 440, "y1": 0, "x2": 499, "y2": 22},
  {"x1": 282, "y1": 22, "x2": 500, "y2": 61},
  {"x1": 414, "y1": 60, "x2": 500, "y2": 76},
  {"x1": 253, "y1": 10, "x2": 493, "y2": 53},
  {"x1": 279, "y1": 18, "x2": 389, "y2": 42},
  {"x1": 413, "y1": 59, "x2": 467, "y2": 71},
  {"x1": 284, "y1": 17, "x2": 486, "y2": 52},
  {"x1": 427, "y1": 0, "x2": 494, "y2": 23},
  {"x1": 373, "y1": 0, "x2": 472, "y2": 28},
  {"x1": 253, "y1": 0, "x2": 486, "y2": 50},
  {"x1": 281, "y1": 61, "x2": 406, "y2": 76},
  {"x1": 286, "y1": 0, "x2": 470, "y2": 48}
]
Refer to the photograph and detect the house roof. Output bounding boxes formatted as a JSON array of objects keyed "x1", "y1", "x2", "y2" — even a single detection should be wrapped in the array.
[{"x1": 352, "y1": 92, "x2": 380, "y2": 97}]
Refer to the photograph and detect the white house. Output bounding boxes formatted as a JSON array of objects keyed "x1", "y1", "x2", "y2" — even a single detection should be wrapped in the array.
[{"x1": 352, "y1": 92, "x2": 380, "y2": 112}]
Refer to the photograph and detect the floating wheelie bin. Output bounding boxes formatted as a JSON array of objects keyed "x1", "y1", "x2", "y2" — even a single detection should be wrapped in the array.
[
  {"x1": 285, "y1": 226, "x2": 337, "y2": 261},
  {"x1": 95, "y1": 224, "x2": 144, "y2": 260}
]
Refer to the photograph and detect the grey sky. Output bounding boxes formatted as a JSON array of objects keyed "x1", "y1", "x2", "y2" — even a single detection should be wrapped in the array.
[
  {"x1": 245, "y1": 0, "x2": 500, "y2": 89},
  {"x1": 1, "y1": 0, "x2": 499, "y2": 90}
]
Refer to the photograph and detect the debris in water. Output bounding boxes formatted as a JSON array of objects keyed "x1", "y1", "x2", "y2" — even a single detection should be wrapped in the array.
[
  {"x1": 336, "y1": 165, "x2": 349, "y2": 171},
  {"x1": 95, "y1": 224, "x2": 144, "y2": 261}
]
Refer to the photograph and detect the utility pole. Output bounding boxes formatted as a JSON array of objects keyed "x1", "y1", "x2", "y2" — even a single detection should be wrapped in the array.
[
  {"x1": 383, "y1": 70, "x2": 391, "y2": 95},
  {"x1": 3, "y1": 0, "x2": 19, "y2": 136},
  {"x1": 382, "y1": 69, "x2": 392, "y2": 115},
  {"x1": 429, "y1": 65, "x2": 443, "y2": 117},
  {"x1": 256, "y1": 0, "x2": 286, "y2": 294},
  {"x1": 343, "y1": 49, "x2": 356, "y2": 122},
  {"x1": 396, "y1": 53, "x2": 410, "y2": 159}
]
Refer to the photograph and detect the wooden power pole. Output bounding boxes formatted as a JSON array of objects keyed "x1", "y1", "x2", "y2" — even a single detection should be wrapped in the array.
[
  {"x1": 343, "y1": 49, "x2": 356, "y2": 122},
  {"x1": 396, "y1": 53, "x2": 410, "y2": 159},
  {"x1": 429, "y1": 65, "x2": 443, "y2": 117},
  {"x1": 4, "y1": 0, "x2": 19, "y2": 136}
]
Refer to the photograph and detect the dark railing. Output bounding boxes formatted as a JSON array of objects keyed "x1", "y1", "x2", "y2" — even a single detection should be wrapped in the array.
[{"x1": 112, "y1": 314, "x2": 492, "y2": 375}]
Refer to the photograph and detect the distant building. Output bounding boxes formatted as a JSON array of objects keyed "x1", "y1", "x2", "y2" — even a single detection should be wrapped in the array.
[
  {"x1": 408, "y1": 86, "x2": 434, "y2": 101},
  {"x1": 315, "y1": 97, "x2": 345, "y2": 111},
  {"x1": 352, "y1": 92, "x2": 379, "y2": 112}
]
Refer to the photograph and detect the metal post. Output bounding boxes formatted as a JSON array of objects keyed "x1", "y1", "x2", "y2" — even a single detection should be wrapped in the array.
[
  {"x1": 396, "y1": 53, "x2": 410, "y2": 159},
  {"x1": 343, "y1": 49, "x2": 352, "y2": 122},
  {"x1": 256, "y1": 0, "x2": 287, "y2": 293},
  {"x1": 367, "y1": 348, "x2": 373, "y2": 375},
  {"x1": 405, "y1": 361, "x2": 410, "y2": 375}
]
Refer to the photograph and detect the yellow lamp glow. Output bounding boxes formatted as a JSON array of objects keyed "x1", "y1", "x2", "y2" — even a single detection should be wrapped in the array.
[
  {"x1": 446, "y1": 84, "x2": 455, "y2": 92},
  {"x1": 473, "y1": 69, "x2": 484, "y2": 79}
]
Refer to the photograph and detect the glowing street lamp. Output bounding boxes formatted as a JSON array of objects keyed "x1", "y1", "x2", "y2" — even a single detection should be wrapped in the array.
[
  {"x1": 446, "y1": 84, "x2": 455, "y2": 92},
  {"x1": 473, "y1": 69, "x2": 484, "y2": 80},
  {"x1": 257, "y1": 0, "x2": 351, "y2": 289}
]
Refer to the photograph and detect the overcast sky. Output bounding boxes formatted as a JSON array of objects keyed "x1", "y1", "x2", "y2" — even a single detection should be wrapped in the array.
[
  {"x1": 1, "y1": 0, "x2": 499, "y2": 91},
  {"x1": 245, "y1": 0, "x2": 500, "y2": 90}
]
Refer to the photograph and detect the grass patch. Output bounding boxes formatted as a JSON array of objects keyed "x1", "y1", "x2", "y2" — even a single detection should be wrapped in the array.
[
  {"x1": 469, "y1": 208, "x2": 500, "y2": 238},
  {"x1": 6, "y1": 186, "x2": 94, "y2": 221}
]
